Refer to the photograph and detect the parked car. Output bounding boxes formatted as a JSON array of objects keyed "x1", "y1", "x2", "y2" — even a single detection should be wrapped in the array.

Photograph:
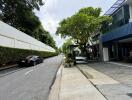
[
  {"x1": 18, "y1": 55, "x2": 43, "y2": 67},
  {"x1": 75, "y1": 56, "x2": 87, "y2": 64}
]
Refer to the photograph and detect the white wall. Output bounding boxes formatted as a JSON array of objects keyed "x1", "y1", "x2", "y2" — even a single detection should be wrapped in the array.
[
  {"x1": 103, "y1": 48, "x2": 109, "y2": 61},
  {"x1": 129, "y1": 4, "x2": 132, "y2": 22},
  {"x1": 0, "y1": 21, "x2": 55, "y2": 52}
]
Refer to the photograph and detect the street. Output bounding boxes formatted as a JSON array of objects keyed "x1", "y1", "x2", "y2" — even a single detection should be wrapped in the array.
[
  {"x1": 87, "y1": 62, "x2": 132, "y2": 88},
  {"x1": 48, "y1": 62, "x2": 132, "y2": 100},
  {"x1": 0, "y1": 55, "x2": 62, "y2": 100},
  {"x1": 2, "y1": 0, "x2": 132, "y2": 100},
  {"x1": 85, "y1": 62, "x2": 132, "y2": 99}
]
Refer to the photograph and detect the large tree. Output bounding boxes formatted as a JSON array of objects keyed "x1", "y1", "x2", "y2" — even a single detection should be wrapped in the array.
[
  {"x1": 0, "y1": 0, "x2": 57, "y2": 49},
  {"x1": 62, "y1": 39, "x2": 73, "y2": 54},
  {"x1": 38, "y1": 27, "x2": 57, "y2": 49},
  {"x1": 0, "y1": 0, "x2": 43, "y2": 37},
  {"x1": 56, "y1": 7, "x2": 111, "y2": 46}
]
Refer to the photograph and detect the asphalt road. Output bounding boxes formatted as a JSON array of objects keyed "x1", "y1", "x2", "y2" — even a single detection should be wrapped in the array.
[
  {"x1": 0, "y1": 55, "x2": 63, "y2": 100},
  {"x1": 87, "y1": 62, "x2": 132, "y2": 88}
]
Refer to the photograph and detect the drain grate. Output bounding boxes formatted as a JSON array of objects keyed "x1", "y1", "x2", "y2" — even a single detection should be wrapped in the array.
[{"x1": 127, "y1": 93, "x2": 132, "y2": 98}]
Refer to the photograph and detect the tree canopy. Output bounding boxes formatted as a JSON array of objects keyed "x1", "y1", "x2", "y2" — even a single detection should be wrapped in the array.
[
  {"x1": 0, "y1": 0, "x2": 43, "y2": 36},
  {"x1": 56, "y1": 7, "x2": 111, "y2": 45},
  {"x1": 62, "y1": 39, "x2": 73, "y2": 54},
  {"x1": 0, "y1": 0, "x2": 57, "y2": 49}
]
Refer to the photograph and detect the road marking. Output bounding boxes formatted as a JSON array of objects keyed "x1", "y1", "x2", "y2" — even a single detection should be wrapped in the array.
[{"x1": 24, "y1": 69, "x2": 34, "y2": 75}]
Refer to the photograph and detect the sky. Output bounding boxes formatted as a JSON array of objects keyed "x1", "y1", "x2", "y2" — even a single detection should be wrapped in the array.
[{"x1": 35, "y1": 0, "x2": 117, "y2": 48}]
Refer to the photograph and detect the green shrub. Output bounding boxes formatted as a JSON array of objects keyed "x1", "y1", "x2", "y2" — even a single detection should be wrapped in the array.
[{"x1": 0, "y1": 46, "x2": 58, "y2": 65}]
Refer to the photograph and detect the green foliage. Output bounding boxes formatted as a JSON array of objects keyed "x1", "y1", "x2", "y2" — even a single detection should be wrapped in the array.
[
  {"x1": 99, "y1": 16, "x2": 112, "y2": 33},
  {"x1": 0, "y1": 46, "x2": 58, "y2": 66},
  {"x1": 56, "y1": 7, "x2": 112, "y2": 45},
  {"x1": 58, "y1": 48, "x2": 62, "y2": 53},
  {"x1": 38, "y1": 27, "x2": 57, "y2": 49},
  {"x1": 0, "y1": 0, "x2": 41, "y2": 37},
  {"x1": 62, "y1": 39, "x2": 73, "y2": 54},
  {"x1": 26, "y1": 0, "x2": 44, "y2": 10},
  {"x1": 0, "y1": 0, "x2": 57, "y2": 49},
  {"x1": 78, "y1": 7, "x2": 101, "y2": 17},
  {"x1": 0, "y1": 0, "x2": 44, "y2": 12}
]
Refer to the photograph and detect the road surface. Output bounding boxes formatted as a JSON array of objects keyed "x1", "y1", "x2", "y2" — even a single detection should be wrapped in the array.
[
  {"x1": 0, "y1": 55, "x2": 62, "y2": 100},
  {"x1": 87, "y1": 62, "x2": 132, "y2": 99},
  {"x1": 87, "y1": 62, "x2": 132, "y2": 88}
]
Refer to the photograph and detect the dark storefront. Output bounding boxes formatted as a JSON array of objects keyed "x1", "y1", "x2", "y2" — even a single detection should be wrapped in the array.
[{"x1": 101, "y1": 22, "x2": 132, "y2": 61}]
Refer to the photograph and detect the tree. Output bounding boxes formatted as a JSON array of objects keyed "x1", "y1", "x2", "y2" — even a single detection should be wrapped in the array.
[
  {"x1": 57, "y1": 7, "x2": 112, "y2": 58},
  {"x1": 0, "y1": 0, "x2": 44, "y2": 11},
  {"x1": 62, "y1": 39, "x2": 73, "y2": 54},
  {"x1": 46, "y1": 34, "x2": 57, "y2": 49},
  {"x1": 38, "y1": 27, "x2": 57, "y2": 49},
  {"x1": 56, "y1": 7, "x2": 111, "y2": 46},
  {"x1": 0, "y1": 0, "x2": 57, "y2": 49},
  {"x1": 58, "y1": 47, "x2": 62, "y2": 53},
  {"x1": 78, "y1": 7, "x2": 101, "y2": 17},
  {"x1": 0, "y1": 0, "x2": 43, "y2": 37},
  {"x1": 26, "y1": 0, "x2": 44, "y2": 10}
]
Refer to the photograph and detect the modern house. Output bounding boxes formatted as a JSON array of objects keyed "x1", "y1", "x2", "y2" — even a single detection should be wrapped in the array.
[{"x1": 101, "y1": 0, "x2": 132, "y2": 61}]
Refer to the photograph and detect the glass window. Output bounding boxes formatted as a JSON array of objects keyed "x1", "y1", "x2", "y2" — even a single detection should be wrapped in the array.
[
  {"x1": 108, "y1": 5, "x2": 130, "y2": 31},
  {"x1": 112, "y1": 8, "x2": 124, "y2": 24},
  {"x1": 124, "y1": 5, "x2": 130, "y2": 24}
]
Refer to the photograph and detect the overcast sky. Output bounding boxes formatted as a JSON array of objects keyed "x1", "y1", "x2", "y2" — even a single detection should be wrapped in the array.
[{"x1": 35, "y1": 0, "x2": 117, "y2": 48}]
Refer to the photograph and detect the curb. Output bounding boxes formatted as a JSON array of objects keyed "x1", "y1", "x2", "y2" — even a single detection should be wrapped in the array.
[{"x1": 48, "y1": 64, "x2": 64, "y2": 100}]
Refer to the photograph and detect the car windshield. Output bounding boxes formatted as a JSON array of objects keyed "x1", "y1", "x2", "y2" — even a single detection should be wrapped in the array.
[{"x1": 26, "y1": 55, "x2": 34, "y2": 59}]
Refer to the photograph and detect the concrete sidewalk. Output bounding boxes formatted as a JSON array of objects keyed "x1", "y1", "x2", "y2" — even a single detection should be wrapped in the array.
[
  {"x1": 49, "y1": 64, "x2": 132, "y2": 100},
  {"x1": 59, "y1": 67, "x2": 107, "y2": 100},
  {"x1": 49, "y1": 66, "x2": 107, "y2": 100}
]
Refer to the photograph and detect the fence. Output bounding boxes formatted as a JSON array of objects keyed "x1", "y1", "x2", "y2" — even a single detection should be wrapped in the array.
[{"x1": 0, "y1": 21, "x2": 55, "y2": 52}]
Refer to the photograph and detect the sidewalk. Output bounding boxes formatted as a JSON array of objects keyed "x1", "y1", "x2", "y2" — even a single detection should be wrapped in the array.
[
  {"x1": 59, "y1": 67, "x2": 106, "y2": 100},
  {"x1": 49, "y1": 64, "x2": 132, "y2": 100},
  {"x1": 49, "y1": 65, "x2": 107, "y2": 100}
]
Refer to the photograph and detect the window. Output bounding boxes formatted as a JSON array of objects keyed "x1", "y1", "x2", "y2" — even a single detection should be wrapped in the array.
[{"x1": 112, "y1": 8, "x2": 124, "y2": 24}]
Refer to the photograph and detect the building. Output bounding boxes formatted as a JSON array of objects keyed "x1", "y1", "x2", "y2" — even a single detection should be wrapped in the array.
[{"x1": 101, "y1": 0, "x2": 132, "y2": 61}]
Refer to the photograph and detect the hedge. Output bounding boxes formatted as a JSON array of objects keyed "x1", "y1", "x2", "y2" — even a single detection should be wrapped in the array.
[{"x1": 0, "y1": 46, "x2": 58, "y2": 66}]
